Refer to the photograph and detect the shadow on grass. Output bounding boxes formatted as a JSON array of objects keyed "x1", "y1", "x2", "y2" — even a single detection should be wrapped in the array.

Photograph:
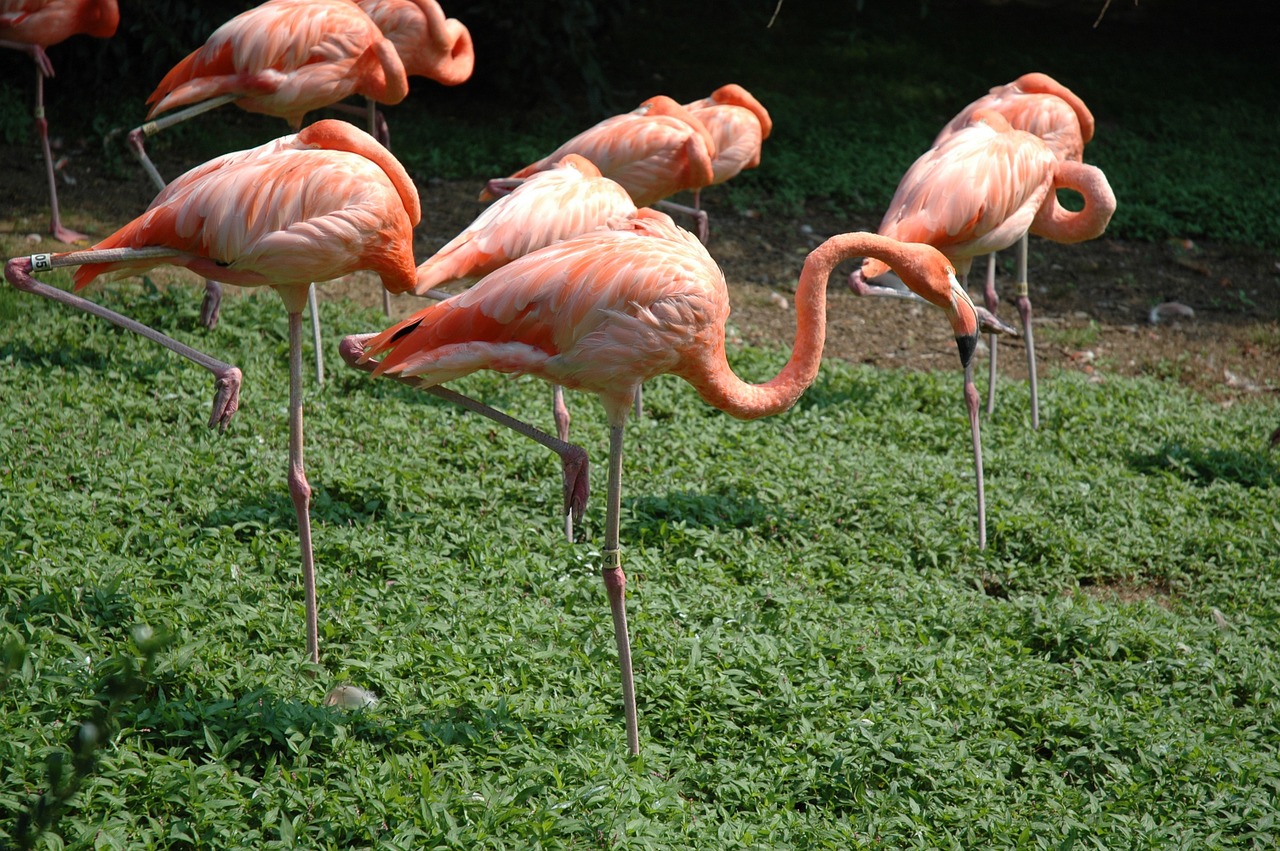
[{"x1": 1127, "y1": 442, "x2": 1280, "y2": 488}]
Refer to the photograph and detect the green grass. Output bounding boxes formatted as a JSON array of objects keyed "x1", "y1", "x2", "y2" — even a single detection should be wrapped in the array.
[{"x1": 2, "y1": 278, "x2": 1279, "y2": 848}]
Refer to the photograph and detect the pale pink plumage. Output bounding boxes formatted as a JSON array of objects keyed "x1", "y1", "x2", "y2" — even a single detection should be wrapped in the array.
[
  {"x1": 76, "y1": 119, "x2": 420, "y2": 296},
  {"x1": 487, "y1": 95, "x2": 716, "y2": 208},
  {"x1": 859, "y1": 110, "x2": 1113, "y2": 282},
  {"x1": 683, "y1": 84, "x2": 773, "y2": 187},
  {"x1": 355, "y1": 0, "x2": 473, "y2": 85},
  {"x1": 350, "y1": 223, "x2": 980, "y2": 755},
  {"x1": 146, "y1": 0, "x2": 409, "y2": 128},
  {"x1": 414, "y1": 153, "x2": 640, "y2": 295},
  {"x1": 934, "y1": 72, "x2": 1094, "y2": 163}
]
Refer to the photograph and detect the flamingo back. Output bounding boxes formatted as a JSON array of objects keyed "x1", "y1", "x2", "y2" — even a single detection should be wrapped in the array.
[
  {"x1": 936, "y1": 72, "x2": 1093, "y2": 162},
  {"x1": 74, "y1": 121, "x2": 420, "y2": 293},
  {"x1": 504, "y1": 97, "x2": 716, "y2": 207},
  {"x1": 0, "y1": 0, "x2": 118, "y2": 43},
  {"x1": 146, "y1": 0, "x2": 408, "y2": 123},
  {"x1": 867, "y1": 112, "x2": 1058, "y2": 278},
  {"x1": 356, "y1": 0, "x2": 474, "y2": 84},
  {"x1": 415, "y1": 154, "x2": 637, "y2": 292},
  {"x1": 366, "y1": 217, "x2": 726, "y2": 411}
]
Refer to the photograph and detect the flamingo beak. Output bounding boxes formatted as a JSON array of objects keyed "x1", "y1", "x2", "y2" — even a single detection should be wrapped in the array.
[{"x1": 948, "y1": 274, "x2": 980, "y2": 369}]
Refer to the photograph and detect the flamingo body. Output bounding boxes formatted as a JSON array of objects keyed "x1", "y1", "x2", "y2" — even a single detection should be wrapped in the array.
[
  {"x1": 935, "y1": 72, "x2": 1093, "y2": 163},
  {"x1": 859, "y1": 110, "x2": 1111, "y2": 282},
  {"x1": 683, "y1": 84, "x2": 772, "y2": 186},
  {"x1": 0, "y1": 0, "x2": 117, "y2": 48},
  {"x1": 414, "y1": 154, "x2": 639, "y2": 294},
  {"x1": 146, "y1": 0, "x2": 408, "y2": 127},
  {"x1": 76, "y1": 120, "x2": 420, "y2": 295},
  {"x1": 355, "y1": 0, "x2": 473, "y2": 85},
  {"x1": 490, "y1": 96, "x2": 716, "y2": 208}
]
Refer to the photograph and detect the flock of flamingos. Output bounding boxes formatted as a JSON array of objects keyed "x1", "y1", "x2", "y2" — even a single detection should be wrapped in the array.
[{"x1": 2, "y1": 0, "x2": 1117, "y2": 755}]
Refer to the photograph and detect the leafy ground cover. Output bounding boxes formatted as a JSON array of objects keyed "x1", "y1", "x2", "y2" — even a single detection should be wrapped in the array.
[{"x1": 2, "y1": 275, "x2": 1278, "y2": 848}]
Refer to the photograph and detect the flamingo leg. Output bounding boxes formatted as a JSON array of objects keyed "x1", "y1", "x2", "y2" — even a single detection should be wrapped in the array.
[
  {"x1": 4, "y1": 251, "x2": 242, "y2": 430},
  {"x1": 339, "y1": 334, "x2": 591, "y2": 538},
  {"x1": 31, "y1": 69, "x2": 87, "y2": 244},
  {"x1": 984, "y1": 252, "x2": 999, "y2": 415},
  {"x1": 601, "y1": 422, "x2": 640, "y2": 755},
  {"x1": 308, "y1": 284, "x2": 324, "y2": 386},
  {"x1": 287, "y1": 310, "x2": 320, "y2": 664},
  {"x1": 653, "y1": 197, "x2": 709, "y2": 244},
  {"x1": 1015, "y1": 233, "x2": 1040, "y2": 430},
  {"x1": 125, "y1": 94, "x2": 240, "y2": 192},
  {"x1": 964, "y1": 362, "x2": 987, "y2": 551}
]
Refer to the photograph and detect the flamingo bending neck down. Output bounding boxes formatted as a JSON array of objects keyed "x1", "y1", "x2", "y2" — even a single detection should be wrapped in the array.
[
  {"x1": 934, "y1": 72, "x2": 1099, "y2": 425},
  {"x1": 341, "y1": 217, "x2": 980, "y2": 755},
  {"x1": 850, "y1": 109, "x2": 1114, "y2": 547}
]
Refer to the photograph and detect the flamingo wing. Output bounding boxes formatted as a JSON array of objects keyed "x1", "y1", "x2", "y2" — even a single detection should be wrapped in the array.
[
  {"x1": 508, "y1": 112, "x2": 714, "y2": 207},
  {"x1": 879, "y1": 120, "x2": 1057, "y2": 261},
  {"x1": 146, "y1": 0, "x2": 406, "y2": 122},
  {"x1": 415, "y1": 155, "x2": 637, "y2": 292},
  {"x1": 74, "y1": 123, "x2": 418, "y2": 292},
  {"x1": 367, "y1": 218, "x2": 725, "y2": 400},
  {"x1": 0, "y1": 0, "x2": 117, "y2": 43},
  {"x1": 690, "y1": 103, "x2": 766, "y2": 184}
]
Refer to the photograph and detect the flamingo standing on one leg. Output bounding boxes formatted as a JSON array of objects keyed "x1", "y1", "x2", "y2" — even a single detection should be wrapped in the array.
[
  {"x1": 415, "y1": 153, "x2": 647, "y2": 524},
  {"x1": 4, "y1": 120, "x2": 427, "y2": 666},
  {"x1": 354, "y1": 0, "x2": 474, "y2": 318},
  {"x1": 0, "y1": 0, "x2": 119, "y2": 244},
  {"x1": 481, "y1": 95, "x2": 717, "y2": 242},
  {"x1": 340, "y1": 214, "x2": 982, "y2": 755},
  {"x1": 671, "y1": 83, "x2": 772, "y2": 231},
  {"x1": 934, "y1": 72, "x2": 1097, "y2": 425},
  {"x1": 125, "y1": 0, "x2": 412, "y2": 353},
  {"x1": 849, "y1": 109, "x2": 1116, "y2": 549}
]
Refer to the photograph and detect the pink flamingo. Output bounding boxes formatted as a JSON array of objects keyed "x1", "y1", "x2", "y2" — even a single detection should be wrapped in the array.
[
  {"x1": 416, "y1": 152, "x2": 645, "y2": 503},
  {"x1": 125, "y1": 0, "x2": 412, "y2": 341},
  {"x1": 5, "y1": 121, "x2": 428, "y2": 665},
  {"x1": 482, "y1": 95, "x2": 718, "y2": 242},
  {"x1": 0, "y1": 0, "x2": 119, "y2": 243},
  {"x1": 850, "y1": 109, "x2": 1115, "y2": 548},
  {"x1": 340, "y1": 214, "x2": 982, "y2": 754},
  {"x1": 934, "y1": 72, "x2": 1097, "y2": 425},
  {"x1": 674, "y1": 83, "x2": 772, "y2": 228},
  {"x1": 353, "y1": 0, "x2": 474, "y2": 319}
]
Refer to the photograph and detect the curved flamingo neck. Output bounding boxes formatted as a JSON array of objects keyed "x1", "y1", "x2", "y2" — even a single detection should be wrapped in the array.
[
  {"x1": 1030, "y1": 160, "x2": 1115, "y2": 244},
  {"x1": 1015, "y1": 72, "x2": 1095, "y2": 144},
  {"x1": 684, "y1": 233, "x2": 928, "y2": 420}
]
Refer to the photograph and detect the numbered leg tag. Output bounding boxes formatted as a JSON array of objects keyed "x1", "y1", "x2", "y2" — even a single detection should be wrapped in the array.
[{"x1": 31, "y1": 253, "x2": 54, "y2": 272}]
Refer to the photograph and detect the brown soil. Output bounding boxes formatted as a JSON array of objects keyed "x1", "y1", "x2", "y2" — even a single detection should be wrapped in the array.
[{"x1": 4, "y1": 139, "x2": 1278, "y2": 406}]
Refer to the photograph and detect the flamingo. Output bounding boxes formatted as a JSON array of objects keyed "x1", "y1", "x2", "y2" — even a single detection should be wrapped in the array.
[
  {"x1": 934, "y1": 72, "x2": 1097, "y2": 425},
  {"x1": 849, "y1": 109, "x2": 1116, "y2": 549},
  {"x1": 4, "y1": 120, "x2": 425, "y2": 665},
  {"x1": 481, "y1": 95, "x2": 718, "y2": 242},
  {"x1": 673, "y1": 83, "x2": 772, "y2": 229},
  {"x1": 124, "y1": 0, "x2": 412, "y2": 350},
  {"x1": 416, "y1": 152, "x2": 646, "y2": 510},
  {"x1": 353, "y1": 0, "x2": 474, "y2": 319},
  {"x1": 0, "y1": 0, "x2": 119, "y2": 244},
  {"x1": 339, "y1": 215, "x2": 982, "y2": 754}
]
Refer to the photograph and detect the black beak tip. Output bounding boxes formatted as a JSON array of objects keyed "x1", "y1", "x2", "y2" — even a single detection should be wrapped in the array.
[{"x1": 956, "y1": 332, "x2": 978, "y2": 369}]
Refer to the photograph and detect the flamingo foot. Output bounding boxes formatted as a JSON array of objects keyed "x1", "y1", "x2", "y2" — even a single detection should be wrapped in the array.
[
  {"x1": 209, "y1": 366, "x2": 243, "y2": 431},
  {"x1": 51, "y1": 224, "x2": 89, "y2": 245},
  {"x1": 200, "y1": 280, "x2": 223, "y2": 329}
]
